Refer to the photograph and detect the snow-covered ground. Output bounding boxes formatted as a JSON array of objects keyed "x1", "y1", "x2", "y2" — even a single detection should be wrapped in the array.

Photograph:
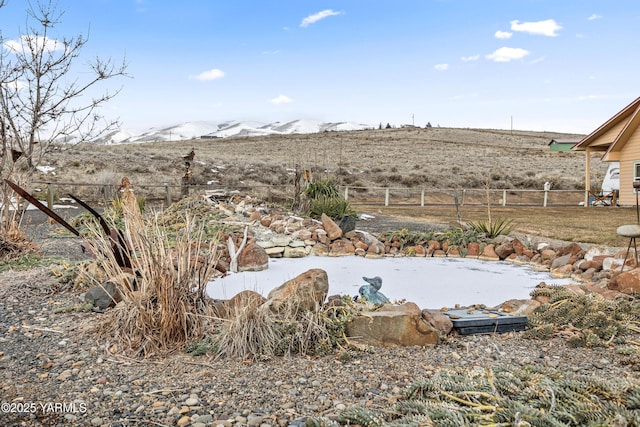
[{"x1": 206, "y1": 256, "x2": 573, "y2": 310}]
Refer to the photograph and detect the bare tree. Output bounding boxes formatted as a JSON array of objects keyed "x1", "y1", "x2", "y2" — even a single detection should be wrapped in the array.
[{"x1": 0, "y1": 0, "x2": 128, "y2": 229}]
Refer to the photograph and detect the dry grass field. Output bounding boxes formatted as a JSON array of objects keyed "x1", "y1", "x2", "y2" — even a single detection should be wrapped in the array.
[{"x1": 28, "y1": 126, "x2": 636, "y2": 246}]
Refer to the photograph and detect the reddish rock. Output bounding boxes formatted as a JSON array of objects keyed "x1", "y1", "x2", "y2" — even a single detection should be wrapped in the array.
[
  {"x1": 310, "y1": 243, "x2": 329, "y2": 256},
  {"x1": 609, "y1": 268, "x2": 640, "y2": 294},
  {"x1": 248, "y1": 211, "x2": 262, "y2": 222},
  {"x1": 237, "y1": 242, "x2": 269, "y2": 272},
  {"x1": 260, "y1": 216, "x2": 272, "y2": 227},
  {"x1": 266, "y1": 268, "x2": 329, "y2": 312},
  {"x1": 221, "y1": 290, "x2": 266, "y2": 318},
  {"x1": 512, "y1": 238, "x2": 526, "y2": 255},
  {"x1": 556, "y1": 242, "x2": 584, "y2": 257},
  {"x1": 479, "y1": 244, "x2": 499, "y2": 261},
  {"x1": 551, "y1": 264, "x2": 573, "y2": 278},
  {"x1": 367, "y1": 241, "x2": 386, "y2": 256},
  {"x1": 297, "y1": 229, "x2": 313, "y2": 241},
  {"x1": 466, "y1": 242, "x2": 480, "y2": 257},
  {"x1": 321, "y1": 213, "x2": 343, "y2": 241},
  {"x1": 494, "y1": 241, "x2": 514, "y2": 260},
  {"x1": 447, "y1": 247, "x2": 460, "y2": 257},
  {"x1": 413, "y1": 245, "x2": 426, "y2": 257},
  {"x1": 329, "y1": 238, "x2": 356, "y2": 256},
  {"x1": 354, "y1": 241, "x2": 369, "y2": 251},
  {"x1": 500, "y1": 299, "x2": 541, "y2": 316},
  {"x1": 318, "y1": 232, "x2": 330, "y2": 245},
  {"x1": 428, "y1": 240, "x2": 440, "y2": 251},
  {"x1": 421, "y1": 309, "x2": 453, "y2": 335},
  {"x1": 581, "y1": 268, "x2": 597, "y2": 281},
  {"x1": 344, "y1": 230, "x2": 357, "y2": 239},
  {"x1": 589, "y1": 256, "x2": 608, "y2": 271},
  {"x1": 541, "y1": 249, "x2": 557, "y2": 261}
]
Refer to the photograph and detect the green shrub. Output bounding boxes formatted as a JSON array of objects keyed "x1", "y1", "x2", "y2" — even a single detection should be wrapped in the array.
[
  {"x1": 308, "y1": 195, "x2": 356, "y2": 221},
  {"x1": 303, "y1": 178, "x2": 356, "y2": 220}
]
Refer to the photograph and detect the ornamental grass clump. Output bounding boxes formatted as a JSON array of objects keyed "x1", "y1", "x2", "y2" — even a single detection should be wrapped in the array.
[
  {"x1": 89, "y1": 193, "x2": 220, "y2": 357},
  {"x1": 213, "y1": 294, "x2": 358, "y2": 360}
]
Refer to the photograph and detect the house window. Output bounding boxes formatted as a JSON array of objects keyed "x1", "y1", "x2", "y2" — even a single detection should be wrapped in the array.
[{"x1": 635, "y1": 162, "x2": 640, "y2": 192}]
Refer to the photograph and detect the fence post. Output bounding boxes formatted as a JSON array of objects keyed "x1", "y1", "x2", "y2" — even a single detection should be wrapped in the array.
[
  {"x1": 102, "y1": 185, "x2": 111, "y2": 206},
  {"x1": 385, "y1": 188, "x2": 390, "y2": 206},
  {"x1": 47, "y1": 182, "x2": 54, "y2": 209},
  {"x1": 420, "y1": 189, "x2": 425, "y2": 207},
  {"x1": 164, "y1": 183, "x2": 172, "y2": 205},
  {"x1": 344, "y1": 186, "x2": 349, "y2": 201},
  {"x1": 543, "y1": 182, "x2": 551, "y2": 207},
  {"x1": 461, "y1": 189, "x2": 466, "y2": 206},
  {"x1": 502, "y1": 190, "x2": 507, "y2": 206}
]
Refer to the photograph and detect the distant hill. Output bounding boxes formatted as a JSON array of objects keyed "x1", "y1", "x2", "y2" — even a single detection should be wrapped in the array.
[{"x1": 91, "y1": 119, "x2": 374, "y2": 144}]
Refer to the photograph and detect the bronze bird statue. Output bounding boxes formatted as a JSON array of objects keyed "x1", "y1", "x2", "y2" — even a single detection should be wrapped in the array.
[
  {"x1": 11, "y1": 149, "x2": 23, "y2": 162},
  {"x1": 182, "y1": 148, "x2": 195, "y2": 163}
]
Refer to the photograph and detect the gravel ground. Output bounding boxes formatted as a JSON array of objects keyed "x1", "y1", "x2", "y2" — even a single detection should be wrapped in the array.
[{"x1": 1, "y1": 214, "x2": 640, "y2": 426}]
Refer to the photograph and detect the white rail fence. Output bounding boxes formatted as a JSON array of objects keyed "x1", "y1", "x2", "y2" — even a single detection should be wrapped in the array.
[{"x1": 30, "y1": 181, "x2": 597, "y2": 210}]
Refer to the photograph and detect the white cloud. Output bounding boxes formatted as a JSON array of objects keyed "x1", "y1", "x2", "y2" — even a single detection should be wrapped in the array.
[
  {"x1": 486, "y1": 47, "x2": 530, "y2": 62},
  {"x1": 261, "y1": 50, "x2": 281, "y2": 55},
  {"x1": 510, "y1": 19, "x2": 562, "y2": 37},
  {"x1": 300, "y1": 9, "x2": 343, "y2": 28},
  {"x1": 190, "y1": 68, "x2": 225, "y2": 81},
  {"x1": 434, "y1": 63, "x2": 449, "y2": 71},
  {"x1": 3, "y1": 35, "x2": 63, "y2": 53},
  {"x1": 494, "y1": 30, "x2": 512, "y2": 39},
  {"x1": 461, "y1": 55, "x2": 480, "y2": 62},
  {"x1": 588, "y1": 14, "x2": 602, "y2": 21},
  {"x1": 269, "y1": 94, "x2": 293, "y2": 105},
  {"x1": 578, "y1": 95, "x2": 606, "y2": 101}
]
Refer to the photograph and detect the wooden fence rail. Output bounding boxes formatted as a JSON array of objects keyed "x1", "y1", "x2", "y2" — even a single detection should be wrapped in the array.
[{"x1": 28, "y1": 181, "x2": 602, "y2": 210}]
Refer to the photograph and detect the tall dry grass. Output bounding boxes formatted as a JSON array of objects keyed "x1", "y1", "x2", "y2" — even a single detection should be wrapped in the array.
[
  {"x1": 213, "y1": 292, "x2": 334, "y2": 360},
  {"x1": 87, "y1": 192, "x2": 220, "y2": 356}
]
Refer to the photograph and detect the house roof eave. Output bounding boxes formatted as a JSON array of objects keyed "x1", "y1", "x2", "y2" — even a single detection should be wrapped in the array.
[{"x1": 572, "y1": 96, "x2": 640, "y2": 152}]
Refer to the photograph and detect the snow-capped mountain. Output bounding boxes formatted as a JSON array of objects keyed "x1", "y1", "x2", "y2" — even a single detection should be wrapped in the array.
[{"x1": 90, "y1": 119, "x2": 373, "y2": 144}]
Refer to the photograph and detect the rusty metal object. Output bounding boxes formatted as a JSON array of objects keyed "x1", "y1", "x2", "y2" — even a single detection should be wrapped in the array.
[
  {"x1": 4, "y1": 179, "x2": 80, "y2": 236},
  {"x1": 3, "y1": 179, "x2": 132, "y2": 268},
  {"x1": 67, "y1": 194, "x2": 132, "y2": 269}
]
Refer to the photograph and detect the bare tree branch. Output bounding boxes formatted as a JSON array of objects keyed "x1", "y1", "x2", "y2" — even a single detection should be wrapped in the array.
[{"x1": 0, "y1": 0, "x2": 128, "y2": 230}]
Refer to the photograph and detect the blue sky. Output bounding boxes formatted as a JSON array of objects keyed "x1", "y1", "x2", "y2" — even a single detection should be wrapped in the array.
[{"x1": 2, "y1": 0, "x2": 640, "y2": 134}]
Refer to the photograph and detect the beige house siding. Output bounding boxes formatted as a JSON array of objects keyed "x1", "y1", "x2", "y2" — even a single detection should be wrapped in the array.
[{"x1": 619, "y1": 135, "x2": 640, "y2": 205}]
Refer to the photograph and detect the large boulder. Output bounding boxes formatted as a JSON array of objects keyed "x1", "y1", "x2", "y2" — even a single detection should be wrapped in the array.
[
  {"x1": 346, "y1": 302, "x2": 439, "y2": 347},
  {"x1": 609, "y1": 268, "x2": 640, "y2": 294},
  {"x1": 237, "y1": 242, "x2": 269, "y2": 272},
  {"x1": 265, "y1": 268, "x2": 329, "y2": 313},
  {"x1": 479, "y1": 244, "x2": 499, "y2": 261},
  {"x1": 494, "y1": 241, "x2": 514, "y2": 260},
  {"x1": 421, "y1": 309, "x2": 453, "y2": 336},
  {"x1": 321, "y1": 213, "x2": 343, "y2": 241},
  {"x1": 212, "y1": 290, "x2": 267, "y2": 319},
  {"x1": 85, "y1": 281, "x2": 120, "y2": 309}
]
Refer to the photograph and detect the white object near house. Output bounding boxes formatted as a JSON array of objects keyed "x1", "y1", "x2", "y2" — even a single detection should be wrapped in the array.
[{"x1": 602, "y1": 162, "x2": 620, "y2": 193}]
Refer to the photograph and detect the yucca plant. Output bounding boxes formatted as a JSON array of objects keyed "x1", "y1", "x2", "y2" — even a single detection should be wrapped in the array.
[
  {"x1": 466, "y1": 178, "x2": 515, "y2": 238},
  {"x1": 466, "y1": 217, "x2": 515, "y2": 238}
]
